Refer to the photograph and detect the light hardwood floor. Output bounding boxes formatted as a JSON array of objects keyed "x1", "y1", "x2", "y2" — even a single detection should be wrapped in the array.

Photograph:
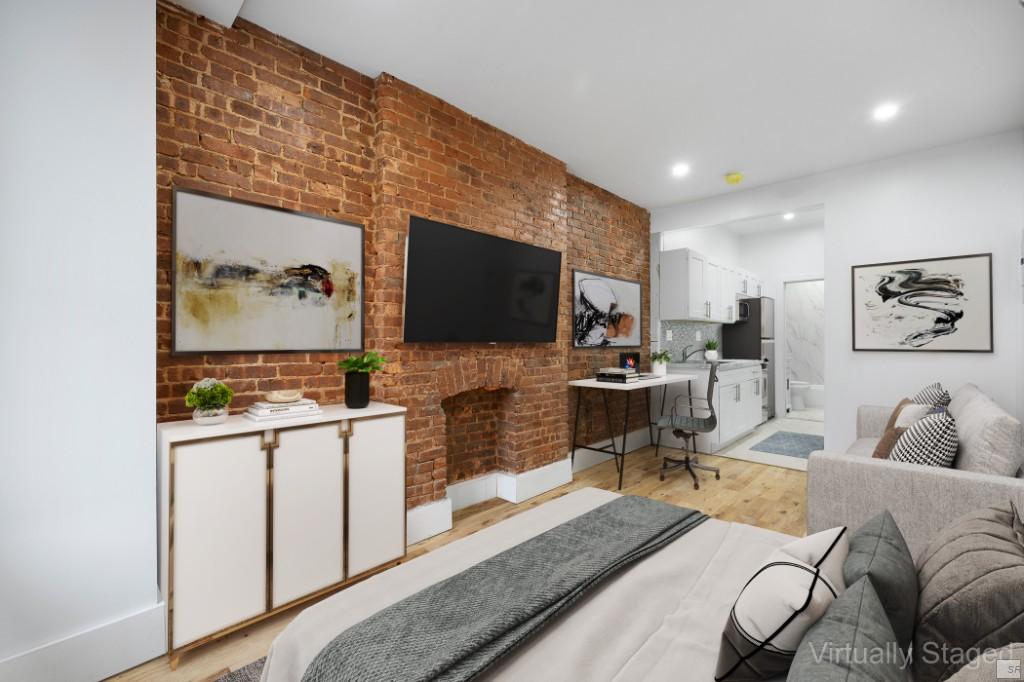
[{"x1": 111, "y1": 445, "x2": 806, "y2": 682}]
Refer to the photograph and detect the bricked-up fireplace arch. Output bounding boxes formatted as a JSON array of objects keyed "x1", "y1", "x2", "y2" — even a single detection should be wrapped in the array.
[{"x1": 442, "y1": 387, "x2": 515, "y2": 483}]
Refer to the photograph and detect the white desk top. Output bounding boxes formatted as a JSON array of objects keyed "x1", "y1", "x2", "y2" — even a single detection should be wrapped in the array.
[{"x1": 568, "y1": 373, "x2": 698, "y2": 391}]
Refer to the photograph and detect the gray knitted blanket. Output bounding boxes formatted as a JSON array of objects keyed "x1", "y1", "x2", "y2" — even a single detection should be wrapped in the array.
[{"x1": 301, "y1": 495, "x2": 708, "y2": 682}]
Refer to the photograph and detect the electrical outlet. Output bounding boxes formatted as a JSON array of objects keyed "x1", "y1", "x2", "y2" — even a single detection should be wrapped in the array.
[
  {"x1": 665, "y1": 329, "x2": 673, "y2": 341},
  {"x1": 696, "y1": 330, "x2": 703, "y2": 342}
]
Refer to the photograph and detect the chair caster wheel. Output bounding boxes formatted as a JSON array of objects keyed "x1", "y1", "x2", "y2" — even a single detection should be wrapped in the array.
[
  {"x1": 659, "y1": 473, "x2": 665, "y2": 481},
  {"x1": 715, "y1": 473, "x2": 720, "y2": 480},
  {"x1": 693, "y1": 482, "x2": 700, "y2": 490}
]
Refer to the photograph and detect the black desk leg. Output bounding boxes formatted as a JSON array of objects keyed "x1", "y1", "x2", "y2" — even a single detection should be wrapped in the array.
[
  {"x1": 619, "y1": 391, "x2": 630, "y2": 490},
  {"x1": 645, "y1": 387, "x2": 653, "y2": 445},
  {"x1": 654, "y1": 384, "x2": 668, "y2": 458},
  {"x1": 601, "y1": 390, "x2": 620, "y2": 473},
  {"x1": 571, "y1": 386, "x2": 583, "y2": 465}
]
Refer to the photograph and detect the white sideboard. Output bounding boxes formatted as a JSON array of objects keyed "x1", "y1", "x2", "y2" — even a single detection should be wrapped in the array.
[{"x1": 157, "y1": 402, "x2": 407, "y2": 665}]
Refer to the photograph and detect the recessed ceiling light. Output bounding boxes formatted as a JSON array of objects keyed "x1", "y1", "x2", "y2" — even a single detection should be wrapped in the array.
[
  {"x1": 671, "y1": 163, "x2": 691, "y2": 178},
  {"x1": 782, "y1": 212, "x2": 795, "y2": 221},
  {"x1": 871, "y1": 102, "x2": 901, "y2": 122}
]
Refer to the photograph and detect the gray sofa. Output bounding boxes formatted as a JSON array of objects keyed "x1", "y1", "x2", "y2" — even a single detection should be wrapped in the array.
[{"x1": 807, "y1": 383, "x2": 1024, "y2": 559}]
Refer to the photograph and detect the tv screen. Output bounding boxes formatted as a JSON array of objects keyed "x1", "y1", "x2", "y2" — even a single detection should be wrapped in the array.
[{"x1": 403, "y1": 216, "x2": 562, "y2": 343}]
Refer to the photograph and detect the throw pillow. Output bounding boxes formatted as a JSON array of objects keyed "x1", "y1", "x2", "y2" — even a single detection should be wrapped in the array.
[
  {"x1": 873, "y1": 402, "x2": 932, "y2": 459},
  {"x1": 889, "y1": 413, "x2": 957, "y2": 468},
  {"x1": 913, "y1": 382, "x2": 951, "y2": 407},
  {"x1": 843, "y1": 510, "x2": 917, "y2": 649},
  {"x1": 715, "y1": 527, "x2": 848, "y2": 681},
  {"x1": 914, "y1": 505, "x2": 1024, "y2": 682},
  {"x1": 788, "y1": 578, "x2": 905, "y2": 682},
  {"x1": 1012, "y1": 498, "x2": 1024, "y2": 546}
]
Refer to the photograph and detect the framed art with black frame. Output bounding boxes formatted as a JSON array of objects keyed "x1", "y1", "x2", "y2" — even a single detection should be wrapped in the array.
[
  {"x1": 572, "y1": 270, "x2": 642, "y2": 348},
  {"x1": 851, "y1": 253, "x2": 992, "y2": 353},
  {"x1": 171, "y1": 188, "x2": 365, "y2": 354}
]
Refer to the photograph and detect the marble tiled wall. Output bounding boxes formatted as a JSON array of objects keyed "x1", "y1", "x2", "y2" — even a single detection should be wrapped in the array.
[
  {"x1": 658, "y1": 320, "x2": 723, "y2": 363},
  {"x1": 785, "y1": 280, "x2": 825, "y2": 384}
]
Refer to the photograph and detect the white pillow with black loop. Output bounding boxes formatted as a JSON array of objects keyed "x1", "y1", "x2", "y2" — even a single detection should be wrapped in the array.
[{"x1": 714, "y1": 527, "x2": 848, "y2": 681}]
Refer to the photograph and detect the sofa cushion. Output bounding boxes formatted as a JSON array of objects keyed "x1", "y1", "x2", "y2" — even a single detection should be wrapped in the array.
[
  {"x1": 914, "y1": 505, "x2": 1024, "y2": 682},
  {"x1": 947, "y1": 382, "x2": 984, "y2": 417},
  {"x1": 847, "y1": 438, "x2": 881, "y2": 457},
  {"x1": 788, "y1": 578, "x2": 905, "y2": 682},
  {"x1": 948, "y1": 389, "x2": 1024, "y2": 477},
  {"x1": 890, "y1": 413, "x2": 958, "y2": 468}
]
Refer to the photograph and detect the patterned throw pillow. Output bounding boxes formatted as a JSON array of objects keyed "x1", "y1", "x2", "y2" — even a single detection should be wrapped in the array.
[
  {"x1": 890, "y1": 413, "x2": 958, "y2": 467},
  {"x1": 912, "y1": 382, "x2": 951, "y2": 407},
  {"x1": 714, "y1": 527, "x2": 848, "y2": 681}
]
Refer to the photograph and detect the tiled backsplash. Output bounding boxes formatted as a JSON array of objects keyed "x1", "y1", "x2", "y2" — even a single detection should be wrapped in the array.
[{"x1": 657, "y1": 320, "x2": 723, "y2": 362}]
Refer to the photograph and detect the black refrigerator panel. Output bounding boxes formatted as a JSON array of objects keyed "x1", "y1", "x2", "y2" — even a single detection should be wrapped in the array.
[{"x1": 722, "y1": 307, "x2": 761, "y2": 359}]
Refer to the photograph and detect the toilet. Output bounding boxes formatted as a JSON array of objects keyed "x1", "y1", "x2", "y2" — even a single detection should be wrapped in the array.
[{"x1": 790, "y1": 380, "x2": 825, "y2": 410}]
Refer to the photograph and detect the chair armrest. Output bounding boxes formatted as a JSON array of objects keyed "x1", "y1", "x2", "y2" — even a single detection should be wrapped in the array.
[
  {"x1": 857, "y1": 405, "x2": 894, "y2": 439},
  {"x1": 807, "y1": 451, "x2": 1024, "y2": 560}
]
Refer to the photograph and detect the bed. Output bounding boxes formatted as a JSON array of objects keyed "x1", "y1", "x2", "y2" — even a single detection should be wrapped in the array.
[{"x1": 262, "y1": 488, "x2": 795, "y2": 682}]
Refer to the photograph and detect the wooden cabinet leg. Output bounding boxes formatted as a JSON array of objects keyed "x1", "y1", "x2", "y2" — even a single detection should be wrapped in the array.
[{"x1": 169, "y1": 653, "x2": 180, "y2": 671}]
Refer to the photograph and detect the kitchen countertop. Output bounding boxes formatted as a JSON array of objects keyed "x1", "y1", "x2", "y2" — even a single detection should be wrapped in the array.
[{"x1": 668, "y1": 359, "x2": 763, "y2": 372}]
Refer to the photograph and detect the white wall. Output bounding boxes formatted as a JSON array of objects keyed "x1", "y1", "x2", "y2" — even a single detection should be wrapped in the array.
[
  {"x1": 0, "y1": 2, "x2": 160, "y2": 680},
  {"x1": 660, "y1": 223, "x2": 740, "y2": 264},
  {"x1": 652, "y1": 131, "x2": 1024, "y2": 449}
]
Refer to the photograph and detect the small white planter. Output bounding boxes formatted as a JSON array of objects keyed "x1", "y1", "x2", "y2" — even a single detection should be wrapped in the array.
[
  {"x1": 652, "y1": 361, "x2": 669, "y2": 377},
  {"x1": 193, "y1": 408, "x2": 229, "y2": 425},
  {"x1": 704, "y1": 350, "x2": 719, "y2": 361}
]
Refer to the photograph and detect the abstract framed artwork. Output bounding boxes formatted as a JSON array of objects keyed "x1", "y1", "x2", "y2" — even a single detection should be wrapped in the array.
[
  {"x1": 172, "y1": 188, "x2": 364, "y2": 354},
  {"x1": 572, "y1": 270, "x2": 642, "y2": 348},
  {"x1": 851, "y1": 253, "x2": 992, "y2": 352}
]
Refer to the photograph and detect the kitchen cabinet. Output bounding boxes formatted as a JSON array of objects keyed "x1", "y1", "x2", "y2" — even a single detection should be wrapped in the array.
[
  {"x1": 660, "y1": 248, "x2": 739, "y2": 323},
  {"x1": 654, "y1": 364, "x2": 763, "y2": 453}
]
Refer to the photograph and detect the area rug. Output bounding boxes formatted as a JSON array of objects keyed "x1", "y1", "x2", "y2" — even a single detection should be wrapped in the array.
[
  {"x1": 216, "y1": 657, "x2": 265, "y2": 682},
  {"x1": 749, "y1": 431, "x2": 824, "y2": 459}
]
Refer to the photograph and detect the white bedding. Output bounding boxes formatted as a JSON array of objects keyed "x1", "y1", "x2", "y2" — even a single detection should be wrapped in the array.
[{"x1": 262, "y1": 488, "x2": 794, "y2": 682}]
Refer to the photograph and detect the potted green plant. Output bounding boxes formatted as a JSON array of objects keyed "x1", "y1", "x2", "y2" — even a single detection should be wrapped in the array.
[
  {"x1": 704, "y1": 339, "x2": 720, "y2": 362},
  {"x1": 185, "y1": 378, "x2": 235, "y2": 425},
  {"x1": 651, "y1": 350, "x2": 672, "y2": 377},
  {"x1": 338, "y1": 351, "x2": 387, "y2": 408}
]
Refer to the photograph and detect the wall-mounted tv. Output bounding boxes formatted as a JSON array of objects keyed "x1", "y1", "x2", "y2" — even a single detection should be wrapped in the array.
[{"x1": 403, "y1": 216, "x2": 562, "y2": 343}]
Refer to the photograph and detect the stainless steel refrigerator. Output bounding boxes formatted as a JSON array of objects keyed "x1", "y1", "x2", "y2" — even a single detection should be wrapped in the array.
[{"x1": 722, "y1": 297, "x2": 776, "y2": 422}]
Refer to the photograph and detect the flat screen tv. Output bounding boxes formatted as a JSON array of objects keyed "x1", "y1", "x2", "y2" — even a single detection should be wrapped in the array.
[{"x1": 403, "y1": 216, "x2": 562, "y2": 343}]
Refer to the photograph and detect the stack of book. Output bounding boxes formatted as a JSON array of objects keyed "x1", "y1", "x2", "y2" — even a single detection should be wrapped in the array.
[
  {"x1": 244, "y1": 398, "x2": 322, "y2": 422},
  {"x1": 595, "y1": 367, "x2": 639, "y2": 384}
]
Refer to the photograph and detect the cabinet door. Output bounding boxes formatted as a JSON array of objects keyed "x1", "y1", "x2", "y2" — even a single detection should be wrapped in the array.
[
  {"x1": 705, "y1": 260, "x2": 721, "y2": 321},
  {"x1": 717, "y1": 381, "x2": 743, "y2": 443},
  {"x1": 172, "y1": 435, "x2": 266, "y2": 649},
  {"x1": 745, "y1": 378, "x2": 763, "y2": 430},
  {"x1": 348, "y1": 414, "x2": 406, "y2": 576},
  {"x1": 688, "y1": 251, "x2": 707, "y2": 319},
  {"x1": 273, "y1": 423, "x2": 344, "y2": 607},
  {"x1": 658, "y1": 248, "x2": 693, "y2": 320}
]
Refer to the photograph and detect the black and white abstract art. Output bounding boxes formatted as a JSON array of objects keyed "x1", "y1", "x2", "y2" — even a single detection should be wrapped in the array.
[
  {"x1": 573, "y1": 270, "x2": 642, "y2": 348},
  {"x1": 851, "y1": 253, "x2": 992, "y2": 352}
]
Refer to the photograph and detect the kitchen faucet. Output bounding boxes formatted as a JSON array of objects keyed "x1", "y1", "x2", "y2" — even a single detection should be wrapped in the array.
[{"x1": 680, "y1": 345, "x2": 706, "y2": 361}]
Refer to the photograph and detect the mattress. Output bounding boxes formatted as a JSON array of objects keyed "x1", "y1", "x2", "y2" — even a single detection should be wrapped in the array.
[{"x1": 261, "y1": 488, "x2": 795, "y2": 682}]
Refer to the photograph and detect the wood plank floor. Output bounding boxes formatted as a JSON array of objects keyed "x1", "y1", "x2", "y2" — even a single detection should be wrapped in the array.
[{"x1": 111, "y1": 446, "x2": 805, "y2": 682}]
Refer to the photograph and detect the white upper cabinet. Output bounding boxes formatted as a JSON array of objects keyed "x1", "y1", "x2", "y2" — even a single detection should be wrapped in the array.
[{"x1": 659, "y1": 248, "x2": 758, "y2": 324}]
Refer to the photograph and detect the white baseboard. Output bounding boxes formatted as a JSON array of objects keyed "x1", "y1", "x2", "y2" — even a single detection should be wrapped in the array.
[
  {"x1": 0, "y1": 602, "x2": 165, "y2": 682},
  {"x1": 494, "y1": 458, "x2": 573, "y2": 504},
  {"x1": 571, "y1": 427, "x2": 652, "y2": 473},
  {"x1": 445, "y1": 474, "x2": 498, "y2": 511},
  {"x1": 406, "y1": 497, "x2": 453, "y2": 546}
]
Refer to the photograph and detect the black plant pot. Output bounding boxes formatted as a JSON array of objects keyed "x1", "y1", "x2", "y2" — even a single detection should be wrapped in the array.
[{"x1": 345, "y1": 371, "x2": 370, "y2": 409}]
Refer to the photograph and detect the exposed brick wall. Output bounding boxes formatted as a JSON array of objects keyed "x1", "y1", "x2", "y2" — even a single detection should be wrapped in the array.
[
  {"x1": 566, "y1": 176, "x2": 652, "y2": 447},
  {"x1": 155, "y1": 2, "x2": 650, "y2": 509},
  {"x1": 156, "y1": 3, "x2": 376, "y2": 417},
  {"x1": 442, "y1": 389, "x2": 514, "y2": 483}
]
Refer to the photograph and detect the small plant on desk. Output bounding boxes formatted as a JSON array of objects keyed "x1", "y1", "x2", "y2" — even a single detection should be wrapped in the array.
[
  {"x1": 651, "y1": 350, "x2": 672, "y2": 376},
  {"x1": 704, "y1": 339, "x2": 719, "y2": 362}
]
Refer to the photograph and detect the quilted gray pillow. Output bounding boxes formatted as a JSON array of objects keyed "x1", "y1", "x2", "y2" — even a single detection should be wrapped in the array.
[
  {"x1": 788, "y1": 577, "x2": 904, "y2": 682},
  {"x1": 914, "y1": 505, "x2": 1024, "y2": 682}
]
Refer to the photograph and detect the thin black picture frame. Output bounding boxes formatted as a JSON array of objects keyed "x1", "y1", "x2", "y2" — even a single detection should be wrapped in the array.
[
  {"x1": 572, "y1": 269, "x2": 644, "y2": 349},
  {"x1": 171, "y1": 187, "x2": 366, "y2": 355},
  {"x1": 850, "y1": 252, "x2": 993, "y2": 353}
]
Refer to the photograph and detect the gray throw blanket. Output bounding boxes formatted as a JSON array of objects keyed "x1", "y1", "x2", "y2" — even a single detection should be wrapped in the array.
[{"x1": 301, "y1": 495, "x2": 708, "y2": 682}]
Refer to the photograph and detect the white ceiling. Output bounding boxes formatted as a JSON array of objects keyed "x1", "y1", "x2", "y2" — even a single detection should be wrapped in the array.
[
  {"x1": 192, "y1": 0, "x2": 1024, "y2": 209},
  {"x1": 718, "y1": 206, "x2": 825, "y2": 237}
]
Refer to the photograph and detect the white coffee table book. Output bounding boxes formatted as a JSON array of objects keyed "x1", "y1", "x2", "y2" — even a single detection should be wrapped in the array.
[{"x1": 156, "y1": 401, "x2": 407, "y2": 667}]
